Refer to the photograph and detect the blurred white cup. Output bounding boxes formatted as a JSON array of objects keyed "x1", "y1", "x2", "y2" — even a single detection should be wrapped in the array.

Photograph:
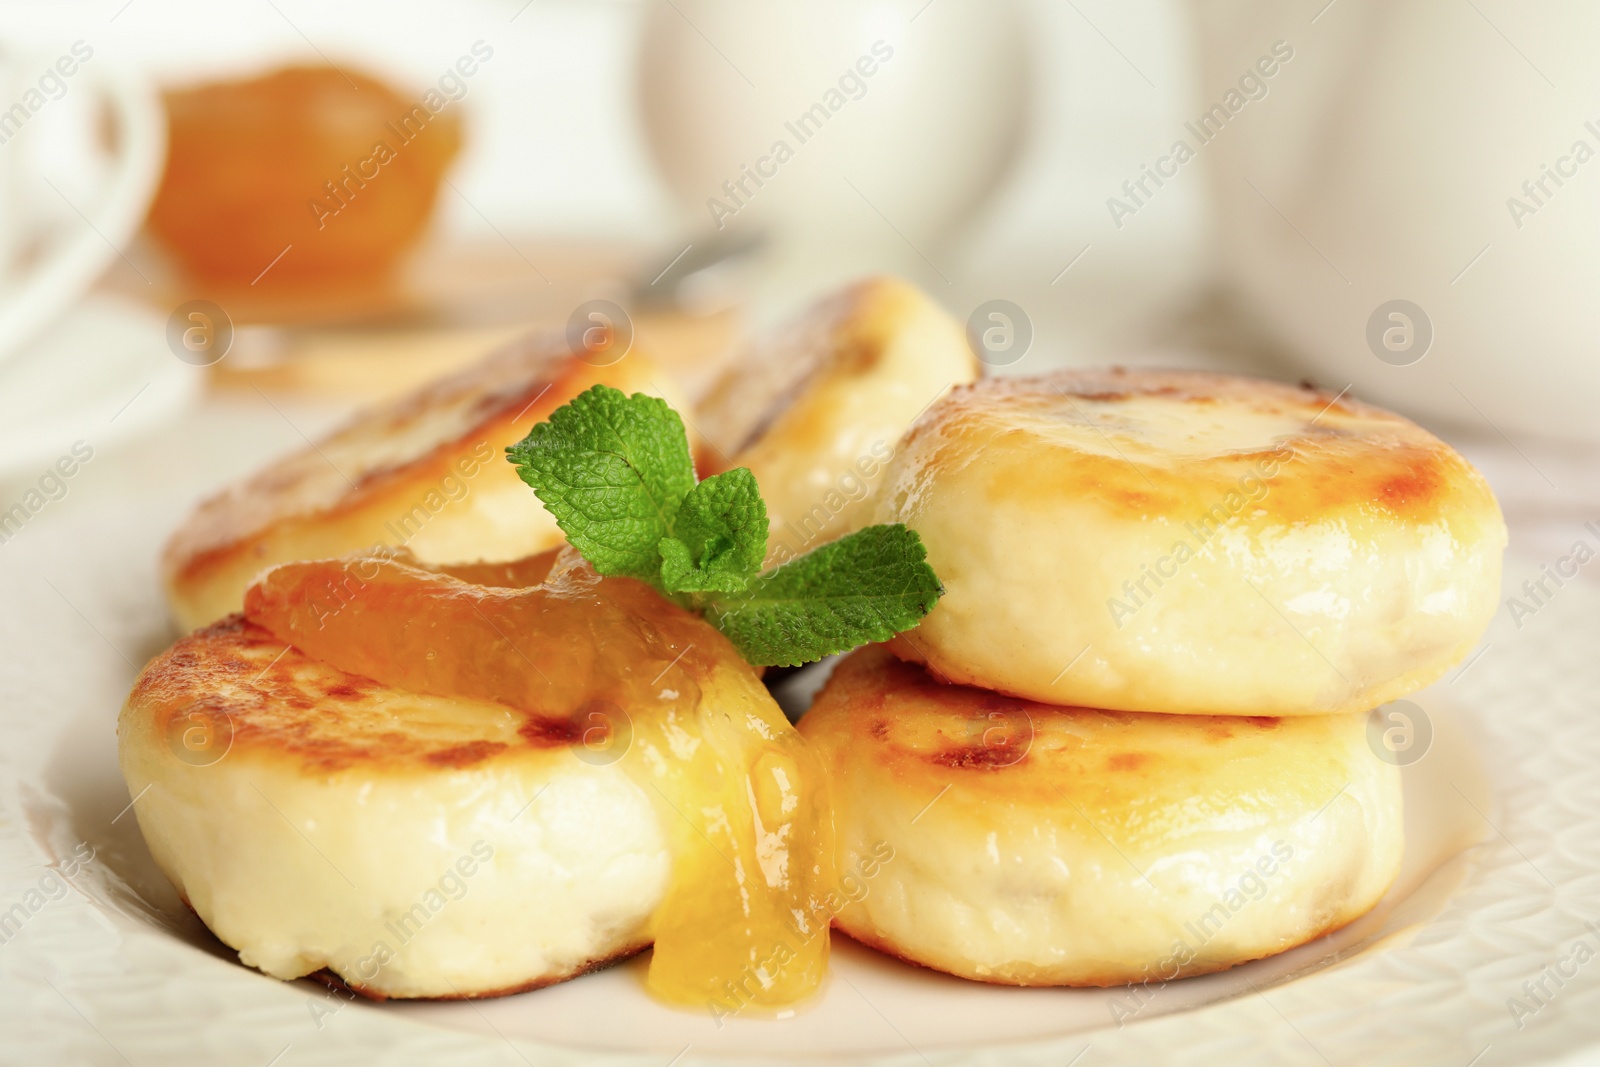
[
  {"x1": 635, "y1": 0, "x2": 1030, "y2": 296},
  {"x1": 0, "y1": 39, "x2": 164, "y2": 367},
  {"x1": 1191, "y1": 1, "x2": 1600, "y2": 444}
]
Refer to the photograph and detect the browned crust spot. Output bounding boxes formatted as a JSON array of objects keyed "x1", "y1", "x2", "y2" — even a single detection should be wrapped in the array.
[
  {"x1": 424, "y1": 741, "x2": 511, "y2": 768},
  {"x1": 518, "y1": 715, "x2": 584, "y2": 747},
  {"x1": 926, "y1": 744, "x2": 1030, "y2": 770}
]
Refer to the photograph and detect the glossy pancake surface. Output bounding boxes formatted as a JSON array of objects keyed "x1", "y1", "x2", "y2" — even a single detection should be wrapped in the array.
[
  {"x1": 120, "y1": 552, "x2": 831, "y2": 1002},
  {"x1": 799, "y1": 647, "x2": 1404, "y2": 986},
  {"x1": 876, "y1": 368, "x2": 1506, "y2": 715},
  {"x1": 696, "y1": 276, "x2": 978, "y2": 565},
  {"x1": 162, "y1": 333, "x2": 686, "y2": 630}
]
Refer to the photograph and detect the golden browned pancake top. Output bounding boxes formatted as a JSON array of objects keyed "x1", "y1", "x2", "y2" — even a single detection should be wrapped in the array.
[
  {"x1": 899, "y1": 367, "x2": 1490, "y2": 525},
  {"x1": 126, "y1": 615, "x2": 560, "y2": 774},
  {"x1": 160, "y1": 331, "x2": 656, "y2": 601},
  {"x1": 162, "y1": 335, "x2": 585, "y2": 588}
]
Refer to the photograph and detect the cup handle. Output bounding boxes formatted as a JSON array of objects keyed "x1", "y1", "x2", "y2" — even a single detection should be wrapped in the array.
[{"x1": 0, "y1": 61, "x2": 166, "y2": 368}]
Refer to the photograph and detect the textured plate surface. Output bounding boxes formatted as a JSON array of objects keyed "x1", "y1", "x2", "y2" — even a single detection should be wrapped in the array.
[{"x1": 0, "y1": 411, "x2": 1597, "y2": 1066}]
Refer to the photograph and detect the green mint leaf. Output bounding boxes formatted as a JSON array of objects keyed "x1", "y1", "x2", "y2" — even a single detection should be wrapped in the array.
[
  {"x1": 702, "y1": 524, "x2": 943, "y2": 667},
  {"x1": 658, "y1": 467, "x2": 768, "y2": 594},
  {"x1": 506, "y1": 384, "x2": 694, "y2": 582}
]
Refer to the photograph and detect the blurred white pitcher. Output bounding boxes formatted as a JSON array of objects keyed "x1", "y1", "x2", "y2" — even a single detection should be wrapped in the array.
[
  {"x1": 1191, "y1": 1, "x2": 1600, "y2": 443},
  {"x1": 0, "y1": 38, "x2": 164, "y2": 367}
]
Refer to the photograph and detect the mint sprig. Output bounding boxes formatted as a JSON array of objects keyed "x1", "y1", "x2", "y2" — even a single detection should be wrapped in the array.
[{"x1": 508, "y1": 384, "x2": 942, "y2": 666}]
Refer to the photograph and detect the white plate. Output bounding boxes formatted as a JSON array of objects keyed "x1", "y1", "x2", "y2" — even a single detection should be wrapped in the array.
[{"x1": 1, "y1": 423, "x2": 1596, "y2": 1065}]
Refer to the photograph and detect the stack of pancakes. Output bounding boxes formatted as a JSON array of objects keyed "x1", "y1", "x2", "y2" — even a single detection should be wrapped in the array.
[
  {"x1": 797, "y1": 368, "x2": 1506, "y2": 986},
  {"x1": 127, "y1": 273, "x2": 1506, "y2": 999}
]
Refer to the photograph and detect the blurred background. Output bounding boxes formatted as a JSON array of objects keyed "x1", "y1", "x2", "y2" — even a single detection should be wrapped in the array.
[{"x1": 0, "y1": 0, "x2": 1596, "y2": 575}]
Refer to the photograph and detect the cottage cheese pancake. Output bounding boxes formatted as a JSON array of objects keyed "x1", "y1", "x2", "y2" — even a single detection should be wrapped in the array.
[
  {"x1": 121, "y1": 551, "x2": 831, "y2": 1002},
  {"x1": 799, "y1": 647, "x2": 1403, "y2": 986},
  {"x1": 876, "y1": 368, "x2": 1506, "y2": 715},
  {"x1": 162, "y1": 333, "x2": 688, "y2": 631}
]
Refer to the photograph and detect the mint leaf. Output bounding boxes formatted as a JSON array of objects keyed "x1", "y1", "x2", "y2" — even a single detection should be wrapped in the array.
[
  {"x1": 702, "y1": 524, "x2": 943, "y2": 667},
  {"x1": 506, "y1": 385, "x2": 694, "y2": 582},
  {"x1": 505, "y1": 386, "x2": 944, "y2": 667},
  {"x1": 658, "y1": 468, "x2": 768, "y2": 594}
]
